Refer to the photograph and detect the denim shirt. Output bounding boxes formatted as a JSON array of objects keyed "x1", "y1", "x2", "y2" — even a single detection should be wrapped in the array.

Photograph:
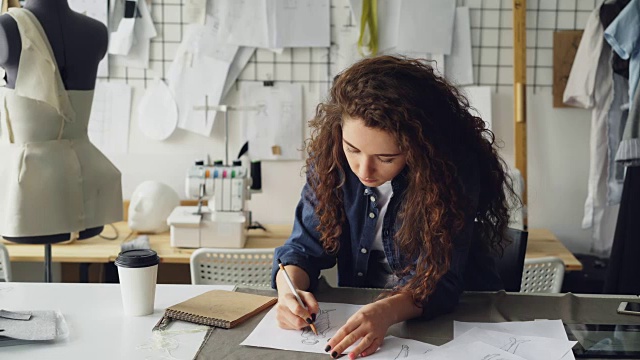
[{"x1": 272, "y1": 164, "x2": 503, "y2": 319}]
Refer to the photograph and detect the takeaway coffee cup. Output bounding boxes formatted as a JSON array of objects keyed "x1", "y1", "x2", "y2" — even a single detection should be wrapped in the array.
[{"x1": 115, "y1": 249, "x2": 160, "y2": 316}]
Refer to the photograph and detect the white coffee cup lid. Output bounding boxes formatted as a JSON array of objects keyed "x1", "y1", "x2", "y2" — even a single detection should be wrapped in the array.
[{"x1": 115, "y1": 249, "x2": 159, "y2": 268}]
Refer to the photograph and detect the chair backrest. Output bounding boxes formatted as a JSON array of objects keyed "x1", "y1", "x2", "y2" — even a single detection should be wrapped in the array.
[
  {"x1": 0, "y1": 243, "x2": 12, "y2": 282},
  {"x1": 521, "y1": 256, "x2": 565, "y2": 293},
  {"x1": 190, "y1": 248, "x2": 275, "y2": 286},
  {"x1": 496, "y1": 228, "x2": 528, "y2": 292}
]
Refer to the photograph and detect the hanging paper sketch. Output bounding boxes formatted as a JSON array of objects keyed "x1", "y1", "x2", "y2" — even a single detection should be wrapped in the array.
[
  {"x1": 167, "y1": 14, "x2": 238, "y2": 136},
  {"x1": 241, "y1": 82, "x2": 304, "y2": 160}
]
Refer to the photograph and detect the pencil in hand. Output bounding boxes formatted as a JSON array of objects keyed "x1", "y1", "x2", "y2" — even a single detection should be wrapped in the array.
[{"x1": 277, "y1": 259, "x2": 318, "y2": 335}]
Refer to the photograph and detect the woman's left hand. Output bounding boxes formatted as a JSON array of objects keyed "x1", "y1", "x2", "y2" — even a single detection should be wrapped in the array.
[{"x1": 324, "y1": 300, "x2": 395, "y2": 359}]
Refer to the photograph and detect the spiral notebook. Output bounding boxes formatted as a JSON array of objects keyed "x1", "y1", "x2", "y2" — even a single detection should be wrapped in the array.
[{"x1": 164, "y1": 290, "x2": 277, "y2": 329}]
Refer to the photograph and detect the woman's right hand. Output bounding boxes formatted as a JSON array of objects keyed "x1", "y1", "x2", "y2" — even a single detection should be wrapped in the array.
[
  {"x1": 275, "y1": 265, "x2": 320, "y2": 330},
  {"x1": 276, "y1": 288, "x2": 320, "y2": 329}
]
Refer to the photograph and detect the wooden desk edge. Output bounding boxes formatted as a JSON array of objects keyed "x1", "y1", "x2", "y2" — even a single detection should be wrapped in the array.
[{"x1": 5, "y1": 225, "x2": 584, "y2": 272}]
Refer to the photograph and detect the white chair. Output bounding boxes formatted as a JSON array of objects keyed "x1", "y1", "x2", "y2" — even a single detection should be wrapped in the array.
[
  {"x1": 190, "y1": 248, "x2": 275, "y2": 287},
  {"x1": 0, "y1": 243, "x2": 12, "y2": 282},
  {"x1": 520, "y1": 256, "x2": 565, "y2": 293}
]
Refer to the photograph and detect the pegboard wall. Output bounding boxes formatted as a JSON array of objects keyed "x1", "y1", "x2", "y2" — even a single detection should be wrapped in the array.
[{"x1": 99, "y1": 0, "x2": 603, "y2": 93}]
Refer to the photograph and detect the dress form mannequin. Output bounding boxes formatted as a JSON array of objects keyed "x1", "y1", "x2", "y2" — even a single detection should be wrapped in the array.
[
  {"x1": 0, "y1": 0, "x2": 118, "y2": 268},
  {"x1": 0, "y1": 0, "x2": 107, "y2": 89}
]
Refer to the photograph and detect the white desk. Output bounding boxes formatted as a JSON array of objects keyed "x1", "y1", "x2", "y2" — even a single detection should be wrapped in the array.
[{"x1": 0, "y1": 282, "x2": 234, "y2": 359}]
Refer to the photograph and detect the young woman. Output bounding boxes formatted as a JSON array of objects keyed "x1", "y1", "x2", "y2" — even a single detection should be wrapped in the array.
[{"x1": 271, "y1": 55, "x2": 516, "y2": 359}]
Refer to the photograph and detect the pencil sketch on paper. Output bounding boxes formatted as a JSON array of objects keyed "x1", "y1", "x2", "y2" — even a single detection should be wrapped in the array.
[
  {"x1": 481, "y1": 355, "x2": 503, "y2": 360},
  {"x1": 301, "y1": 309, "x2": 336, "y2": 345},
  {"x1": 500, "y1": 337, "x2": 530, "y2": 354},
  {"x1": 394, "y1": 344, "x2": 409, "y2": 359}
]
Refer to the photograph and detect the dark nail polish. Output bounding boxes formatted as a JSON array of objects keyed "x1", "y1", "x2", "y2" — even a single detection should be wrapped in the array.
[
  {"x1": 324, "y1": 344, "x2": 331, "y2": 352},
  {"x1": 312, "y1": 313, "x2": 317, "y2": 322},
  {"x1": 306, "y1": 318, "x2": 313, "y2": 324},
  {"x1": 331, "y1": 351, "x2": 338, "y2": 358}
]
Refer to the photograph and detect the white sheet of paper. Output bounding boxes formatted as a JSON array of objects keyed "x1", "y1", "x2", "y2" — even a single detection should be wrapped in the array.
[
  {"x1": 88, "y1": 82, "x2": 132, "y2": 155},
  {"x1": 334, "y1": 25, "x2": 361, "y2": 72},
  {"x1": 185, "y1": 0, "x2": 207, "y2": 24},
  {"x1": 396, "y1": 0, "x2": 456, "y2": 55},
  {"x1": 241, "y1": 302, "x2": 363, "y2": 353},
  {"x1": 69, "y1": 0, "x2": 109, "y2": 77},
  {"x1": 222, "y1": 47, "x2": 256, "y2": 99},
  {"x1": 454, "y1": 320, "x2": 570, "y2": 341},
  {"x1": 241, "y1": 82, "x2": 303, "y2": 160},
  {"x1": 413, "y1": 341, "x2": 527, "y2": 360},
  {"x1": 349, "y1": 0, "x2": 401, "y2": 53},
  {"x1": 366, "y1": 336, "x2": 437, "y2": 359},
  {"x1": 110, "y1": 0, "x2": 157, "y2": 69},
  {"x1": 137, "y1": 78, "x2": 178, "y2": 141},
  {"x1": 455, "y1": 319, "x2": 577, "y2": 360},
  {"x1": 273, "y1": 0, "x2": 330, "y2": 48},
  {"x1": 216, "y1": 0, "x2": 271, "y2": 48},
  {"x1": 443, "y1": 327, "x2": 576, "y2": 360},
  {"x1": 445, "y1": 7, "x2": 474, "y2": 85},
  {"x1": 461, "y1": 86, "x2": 493, "y2": 130},
  {"x1": 167, "y1": 19, "x2": 237, "y2": 136},
  {"x1": 108, "y1": 18, "x2": 136, "y2": 55}
]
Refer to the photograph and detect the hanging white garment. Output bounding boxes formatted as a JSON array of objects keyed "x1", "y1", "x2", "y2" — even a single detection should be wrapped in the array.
[
  {"x1": 563, "y1": 6, "x2": 619, "y2": 255},
  {"x1": 0, "y1": 8, "x2": 123, "y2": 237}
]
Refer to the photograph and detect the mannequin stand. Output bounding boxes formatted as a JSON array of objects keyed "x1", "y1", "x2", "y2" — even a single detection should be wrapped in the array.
[{"x1": 3, "y1": 226, "x2": 103, "y2": 282}]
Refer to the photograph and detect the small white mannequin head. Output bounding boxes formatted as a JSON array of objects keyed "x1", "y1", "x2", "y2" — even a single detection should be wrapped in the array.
[{"x1": 128, "y1": 181, "x2": 180, "y2": 233}]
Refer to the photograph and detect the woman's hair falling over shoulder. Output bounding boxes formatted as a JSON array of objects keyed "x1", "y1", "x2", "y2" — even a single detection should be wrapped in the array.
[{"x1": 306, "y1": 55, "x2": 517, "y2": 307}]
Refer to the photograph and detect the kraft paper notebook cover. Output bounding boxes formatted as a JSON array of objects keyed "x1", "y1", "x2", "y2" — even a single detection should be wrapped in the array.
[{"x1": 164, "y1": 290, "x2": 277, "y2": 329}]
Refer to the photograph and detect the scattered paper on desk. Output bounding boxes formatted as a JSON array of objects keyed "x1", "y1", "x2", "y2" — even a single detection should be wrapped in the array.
[
  {"x1": 273, "y1": 0, "x2": 330, "y2": 48},
  {"x1": 69, "y1": 0, "x2": 109, "y2": 77},
  {"x1": 367, "y1": 336, "x2": 437, "y2": 359},
  {"x1": 454, "y1": 320, "x2": 569, "y2": 341},
  {"x1": 88, "y1": 82, "x2": 132, "y2": 155},
  {"x1": 443, "y1": 327, "x2": 576, "y2": 360},
  {"x1": 167, "y1": 17, "x2": 238, "y2": 136},
  {"x1": 241, "y1": 302, "x2": 362, "y2": 353},
  {"x1": 411, "y1": 341, "x2": 527, "y2": 360},
  {"x1": 445, "y1": 7, "x2": 474, "y2": 85},
  {"x1": 396, "y1": 0, "x2": 456, "y2": 55},
  {"x1": 461, "y1": 86, "x2": 493, "y2": 130},
  {"x1": 241, "y1": 82, "x2": 303, "y2": 160},
  {"x1": 110, "y1": 0, "x2": 157, "y2": 69}
]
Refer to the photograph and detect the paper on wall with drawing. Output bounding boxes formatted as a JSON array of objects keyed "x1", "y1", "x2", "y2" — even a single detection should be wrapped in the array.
[
  {"x1": 167, "y1": 16, "x2": 238, "y2": 136},
  {"x1": 216, "y1": 0, "x2": 272, "y2": 49},
  {"x1": 272, "y1": 0, "x2": 330, "y2": 48},
  {"x1": 408, "y1": 341, "x2": 527, "y2": 360},
  {"x1": 241, "y1": 82, "x2": 304, "y2": 160},
  {"x1": 241, "y1": 302, "x2": 437, "y2": 357},
  {"x1": 88, "y1": 82, "x2": 132, "y2": 154}
]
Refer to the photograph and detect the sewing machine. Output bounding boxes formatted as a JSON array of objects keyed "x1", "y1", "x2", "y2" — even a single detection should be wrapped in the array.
[{"x1": 167, "y1": 161, "x2": 252, "y2": 248}]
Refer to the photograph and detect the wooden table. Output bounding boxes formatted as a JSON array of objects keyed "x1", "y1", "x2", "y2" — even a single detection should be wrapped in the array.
[
  {"x1": 3, "y1": 223, "x2": 582, "y2": 271},
  {"x1": 526, "y1": 228, "x2": 582, "y2": 271}
]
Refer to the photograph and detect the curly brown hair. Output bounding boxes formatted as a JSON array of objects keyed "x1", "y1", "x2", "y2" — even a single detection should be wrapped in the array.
[{"x1": 306, "y1": 55, "x2": 516, "y2": 306}]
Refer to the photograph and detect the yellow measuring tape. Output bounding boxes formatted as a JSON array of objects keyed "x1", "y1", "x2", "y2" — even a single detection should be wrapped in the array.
[{"x1": 358, "y1": 0, "x2": 378, "y2": 56}]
